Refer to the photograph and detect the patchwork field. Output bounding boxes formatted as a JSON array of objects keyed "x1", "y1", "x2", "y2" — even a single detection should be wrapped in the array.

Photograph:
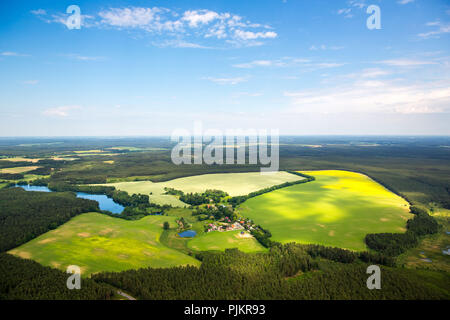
[
  {"x1": 101, "y1": 171, "x2": 303, "y2": 206},
  {"x1": 8, "y1": 212, "x2": 200, "y2": 275},
  {"x1": 238, "y1": 170, "x2": 411, "y2": 251},
  {"x1": 188, "y1": 230, "x2": 267, "y2": 253}
]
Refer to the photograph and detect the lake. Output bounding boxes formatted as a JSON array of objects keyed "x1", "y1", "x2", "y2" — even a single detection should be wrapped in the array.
[
  {"x1": 17, "y1": 185, "x2": 125, "y2": 214},
  {"x1": 178, "y1": 230, "x2": 197, "y2": 238}
]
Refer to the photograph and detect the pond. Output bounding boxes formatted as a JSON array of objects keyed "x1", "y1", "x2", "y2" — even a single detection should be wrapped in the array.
[
  {"x1": 178, "y1": 230, "x2": 197, "y2": 238},
  {"x1": 16, "y1": 185, "x2": 125, "y2": 214}
]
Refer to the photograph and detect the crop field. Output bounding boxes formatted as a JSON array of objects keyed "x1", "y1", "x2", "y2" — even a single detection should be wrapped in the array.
[
  {"x1": 102, "y1": 171, "x2": 303, "y2": 206},
  {"x1": 0, "y1": 157, "x2": 42, "y2": 163},
  {"x1": 238, "y1": 170, "x2": 411, "y2": 251},
  {"x1": 8, "y1": 212, "x2": 200, "y2": 275},
  {"x1": 102, "y1": 180, "x2": 188, "y2": 207},
  {"x1": 0, "y1": 166, "x2": 40, "y2": 174},
  {"x1": 188, "y1": 230, "x2": 267, "y2": 253}
]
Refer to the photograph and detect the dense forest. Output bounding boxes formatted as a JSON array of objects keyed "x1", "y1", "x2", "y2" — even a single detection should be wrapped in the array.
[
  {"x1": 0, "y1": 188, "x2": 99, "y2": 252},
  {"x1": 0, "y1": 253, "x2": 114, "y2": 300},
  {"x1": 92, "y1": 245, "x2": 449, "y2": 300}
]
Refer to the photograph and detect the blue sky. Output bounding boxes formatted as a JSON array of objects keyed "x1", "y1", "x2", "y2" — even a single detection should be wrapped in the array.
[{"x1": 0, "y1": 0, "x2": 449, "y2": 136}]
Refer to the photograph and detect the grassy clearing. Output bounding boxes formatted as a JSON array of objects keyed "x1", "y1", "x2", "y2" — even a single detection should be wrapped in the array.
[
  {"x1": 188, "y1": 230, "x2": 267, "y2": 253},
  {"x1": 238, "y1": 170, "x2": 411, "y2": 251},
  {"x1": 398, "y1": 230, "x2": 450, "y2": 272},
  {"x1": 8, "y1": 212, "x2": 200, "y2": 275},
  {"x1": 398, "y1": 212, "x2": 449, "y2": 272},
  {"x1": 102, "y1": 171, "x2": 302, "y2": 207},
  {"x1": 0, "y1": 166, "x2": 40, "y2": 174}
]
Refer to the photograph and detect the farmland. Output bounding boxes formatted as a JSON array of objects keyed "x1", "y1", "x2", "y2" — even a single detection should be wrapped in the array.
[
  {"x1": 188, "y1": 230, "x2": 267, "y2": 253},
  {"x1": 0, "y1": 166, "x2": 41, "y2": 174},
  {"x1": 8, "y1": 212, "x2": 200, "y2": 275},
  {"x1": 102, "y1": 171, "x2": 303, "y2": 206},
  {"x1": 0, "y1": 137, "x2": 448, "y2": 300},
  {"x1": 238, "y1": 170, "x2": 411, "y2": 251}
]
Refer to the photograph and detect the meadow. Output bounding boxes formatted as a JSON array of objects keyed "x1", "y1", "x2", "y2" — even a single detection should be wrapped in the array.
[
  {"x1": 188, "y1": 230, "x2": 267, "y2": 253},
  {"x1": 102, "y1": 171, "x2": 302, "y2": 206},
  {"x1": 8, "y1": 212, "x2": 200, "y2": 275},
  {"x1": 239, "y1": 170, "x2": 411, "y2": 251}
]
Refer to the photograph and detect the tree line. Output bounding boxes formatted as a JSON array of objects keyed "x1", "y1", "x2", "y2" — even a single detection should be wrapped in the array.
[
  {"x1": 228, "y1": 171, "x2": 315, "y2": 207},
  {"x1": 365, "y1": 206, "x2": 439, "y2": 256}
]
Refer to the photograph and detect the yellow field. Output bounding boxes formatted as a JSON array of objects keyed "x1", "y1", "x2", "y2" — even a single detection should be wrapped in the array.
[
  {"x1": 0, "y1": 157, "x2": 41, "y2": 163},
  {"x1": 239, "y1": 170, "x2": 411, "y2": 251},
  {"x1": 0, "y1": 166, "x2": 40, "y2": 174}
]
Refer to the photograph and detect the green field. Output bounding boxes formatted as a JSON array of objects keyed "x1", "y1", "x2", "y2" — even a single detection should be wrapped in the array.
[
  {"x1": 8, "y1": 212, "x2": 200, "y2": 275},
  {"x1": 102, "y1": 171, "x2": 303, "y2": 206},
  {"x1": 188, "y1": 230, "x2": 267, "y2": 253},
  {"x1": 238, "y1": 170, "x2": 411, "y2": 251},
  {"x1": 101, "y1": 180, "x2": 188, "y2": 207}
]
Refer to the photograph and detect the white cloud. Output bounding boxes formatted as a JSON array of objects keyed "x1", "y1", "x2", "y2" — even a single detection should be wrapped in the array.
[
  {"x1": 345, "y1": 68, "x2": 392, "y2": 79},
  {"x1": 66, "y1": 54, "x2": 104, "y2": 61},
  {"x1": 309, "y1": 45, "x2": 344, "y2": 51},
  {"x1": 23, "y1": 80, "x2": 39, "y2": 85},
  {"x1": 337, "y1": 8, "x2": 351, "y2": 15},
  {"x1": 285, "y1": 80, "x2": 450, "y2": 115},
  {"x1": 1, "y1": 51, "x2": 29, "y2": 57},
  {"x1": 231, "y1": 57, "x2": 343, "y2": 71},
  {"x1": 204, "y1": 76, "x2": 248, "y2": 85},
  {"x1": 99, "y1": 7, "x2": 162, "y2": 28},
  {"x1": 315, "y1": 62, "x2": 345, "y2": 68},
  {"x1": 33, "y1": 9, "x2": 95, "y2": 28},
  {"x1": 378, "y1": 59, "x2": 437, "y2": 67},
  {"x1": 233, "y1": 60, "x2": 280, "y2": 68},
  {"x1": 43, "y1": 106, "x2": 81, "y2": 117},
  {"x1": 233, "y1": 30, "x2": 277, "y2": 40},
  {"x1": 153, "y1": 40, "x2": 211, "y2": 49},
  {"x1": 349, "y1": 1, "x2": 366, "y2": 9},
  {"x1": 398, "y1": 0, "x2": 414, "y2": 4},
  {"x1": 37, "y1": 6, "x2": 277, "y2": 48},
  {"x1": 30, "y1": 9, "x2": 46, "y2": 15},
  {"x1": 337, "y1": 1, "x2": 367, "y2": 18},
  {"x1": 418, "y1": 21, "x2": 450, "y2": 39},
  {"x1": 182, "y1": 10, "x2": 220, "y2": 27},
  {"x1": 232, "y1": 92, "x2": 263, "y2": 98}
]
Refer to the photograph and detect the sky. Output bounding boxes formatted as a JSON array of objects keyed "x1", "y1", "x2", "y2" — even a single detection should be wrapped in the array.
[{"x1": 0, "y1": 0, "x2": 449, "y2": 136}]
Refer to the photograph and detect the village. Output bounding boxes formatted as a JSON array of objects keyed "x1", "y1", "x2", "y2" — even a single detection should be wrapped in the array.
[{"x1": 205, "y1": 216, "x2": 256, "y2": 234}]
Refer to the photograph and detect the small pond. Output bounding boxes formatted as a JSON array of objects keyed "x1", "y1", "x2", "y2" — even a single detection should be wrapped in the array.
[
  {"x1": 16, "y1": 185, "x2": 125, "y2": 214},
  {"x1": 178, "y1": 230, "x2": 197, "y2": 238}
]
